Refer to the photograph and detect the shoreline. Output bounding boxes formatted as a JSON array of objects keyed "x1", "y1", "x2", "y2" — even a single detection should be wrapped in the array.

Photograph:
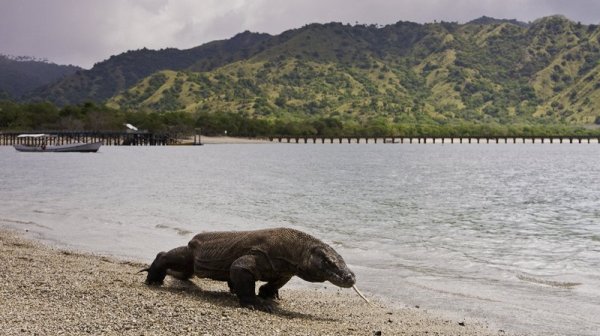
[
  {"x1": 170, "y1": 135, "x2": 600, "y2": 146},
  {"x1": 0, "y1": 228, "x2": 503, "y2": 335},
  {"x1": 179, "y1": 136, "x2": 272, "y2": 145}
]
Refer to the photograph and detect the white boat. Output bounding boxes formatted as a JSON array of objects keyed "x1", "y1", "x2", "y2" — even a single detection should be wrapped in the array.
[{"x1": 13, "y1": 134, "x2": 102, "y2": 153}]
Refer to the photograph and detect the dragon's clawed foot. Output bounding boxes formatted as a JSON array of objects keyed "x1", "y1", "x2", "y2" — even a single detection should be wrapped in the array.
[
  {"x1": 240, "y1": 297, "x2": 277, "y2": 313},
  {"x1": 139, "y1": 267, "x2": 166, "y2": 286},
  {"x1": 258, "y1": 286, "x2": 281, "y2": 301},
  {"x1": 145, "y1": 278, "x2": 164, "y2": 286}
]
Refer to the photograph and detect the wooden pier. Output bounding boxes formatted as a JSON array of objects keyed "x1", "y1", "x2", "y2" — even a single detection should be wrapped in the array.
[
  {"x1": 3, "y1": 133, "x2": 600, "y2": 146},
  {"x1": 268, "y1": 136, "x2": 600, "y2": 144},
  {"x1": 0, "y1": 131, "x2": 173, "y2": 146}
]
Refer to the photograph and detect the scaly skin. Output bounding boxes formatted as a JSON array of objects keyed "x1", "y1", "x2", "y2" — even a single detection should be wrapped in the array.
[{"x1": 142, "y1": 228, "x2": 356, "y2": 312}]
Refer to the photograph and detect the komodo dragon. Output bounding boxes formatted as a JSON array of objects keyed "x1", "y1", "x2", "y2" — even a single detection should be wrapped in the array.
[{"x1": 141, "y1": 227, "x2": 368, "y2": 312}]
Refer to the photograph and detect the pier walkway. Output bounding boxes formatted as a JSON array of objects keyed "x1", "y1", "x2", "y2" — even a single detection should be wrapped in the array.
[
  {"x1": 2, "y1": 132, "x2": 600, "y2": 146},
  {"x1": 0, "y1": 131, "x2": 173, "y2": 146},
  {"x1": 268, "y1": 136, "x2": 600, "y2": 144}
]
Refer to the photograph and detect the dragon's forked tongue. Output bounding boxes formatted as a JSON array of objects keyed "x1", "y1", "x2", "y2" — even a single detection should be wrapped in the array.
[{"x1": 352, "y1": 285, "x2": 372, "y2": 305}]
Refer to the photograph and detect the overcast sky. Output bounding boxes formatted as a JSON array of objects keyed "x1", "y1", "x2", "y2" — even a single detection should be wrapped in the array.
[{"x1": 1, "y1": 0, "x2": 599, "y2": 68}]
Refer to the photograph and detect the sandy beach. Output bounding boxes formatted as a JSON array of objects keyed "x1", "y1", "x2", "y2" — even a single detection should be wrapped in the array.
[
  {"x1": 180, "y1": 136, "x2": 272, "y2": 145},
  {"x1": 1, "y1": 229, "x2": 504, "y2": 336}
]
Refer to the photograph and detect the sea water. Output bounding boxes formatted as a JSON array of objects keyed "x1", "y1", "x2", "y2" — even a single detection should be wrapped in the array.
[{"x1": 1, "y1": 144, "x2": 599, "y2": 335}]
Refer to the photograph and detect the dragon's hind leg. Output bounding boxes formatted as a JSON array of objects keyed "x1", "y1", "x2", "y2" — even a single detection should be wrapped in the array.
[
  {"x1": 259, "y1": 276, "x2": 292, "y2": 300},
  {"x1": 142, "y1": 246, "x2": 194, "y2": 285}
]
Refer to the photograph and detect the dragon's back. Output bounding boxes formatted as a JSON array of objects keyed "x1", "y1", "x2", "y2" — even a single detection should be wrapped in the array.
[{"x1": 188, "y1": 228, "x2": 320, "y2": 280}]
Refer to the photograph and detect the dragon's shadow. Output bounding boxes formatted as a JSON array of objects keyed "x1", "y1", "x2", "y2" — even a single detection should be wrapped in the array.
[{"x1": 146, "y1": 278, "x2": 338, "y2": 322}]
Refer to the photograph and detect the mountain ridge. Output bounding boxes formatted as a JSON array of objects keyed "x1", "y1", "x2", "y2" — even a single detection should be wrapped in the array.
[
  {"x1": 25, "y1": 31, "x2": 272, "y2": 106},
  {"x1": 0, "y1": 54, "x2": 81, "y2": 99},
  {"x1": 109, "y1": 15, "x2": 600, "y2": 124},
  {"x1": 7, "y1": 15, "x2": 600, "y2": 126}
]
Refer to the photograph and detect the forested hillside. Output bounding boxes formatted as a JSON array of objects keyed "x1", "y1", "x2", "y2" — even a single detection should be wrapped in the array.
[
  {"x1": 29, "y1": 31, "x2": 271, "y2": 106},
  {"x1": 106, "y1": 16, "x2": 600, "y2": 126},
  {"x1": 0, "y1": 55, "x2": 80, "y2": 99},
  {"x1": 5, "y1": 15, "x2": 600, "y2": 137}
]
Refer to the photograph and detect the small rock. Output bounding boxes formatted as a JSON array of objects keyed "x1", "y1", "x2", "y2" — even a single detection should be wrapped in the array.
[
  {"x1": 373, "y1": 331, "x2": 382, "y2": 336},
  {"x1": 458, "y1": 322, "x2": 466, "y2": 327}
]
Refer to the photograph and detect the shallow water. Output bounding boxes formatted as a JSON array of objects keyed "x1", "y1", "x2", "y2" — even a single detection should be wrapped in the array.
[{"x1": 1, "y1": 144, "x2": 599, "y2": 335}]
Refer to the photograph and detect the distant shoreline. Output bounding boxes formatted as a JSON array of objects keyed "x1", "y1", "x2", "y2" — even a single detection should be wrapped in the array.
[
  {"x1": 179, "y1": 135, "x2": 272, "y2": 145},
  {"x1": 0, "y1": 228, "x2": 501, "y2": 335}
]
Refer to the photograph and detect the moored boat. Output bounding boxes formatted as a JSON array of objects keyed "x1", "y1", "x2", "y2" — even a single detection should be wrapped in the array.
[{"x1": 13, "y1": 134, "x2": 102, "y2": 153}]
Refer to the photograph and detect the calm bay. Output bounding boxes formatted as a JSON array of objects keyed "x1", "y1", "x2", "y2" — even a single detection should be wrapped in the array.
[{"x1": 1, "y1": 143, "x2": 599, "y2": 335}]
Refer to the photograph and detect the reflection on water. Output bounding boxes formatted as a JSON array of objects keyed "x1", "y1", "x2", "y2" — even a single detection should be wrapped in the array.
[{"x1": 1, "y1": 144, "x2": 599, "y2": 335}]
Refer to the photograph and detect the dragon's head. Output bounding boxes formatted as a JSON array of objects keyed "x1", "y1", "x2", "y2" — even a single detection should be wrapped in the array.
[{"x1": 298, "y1": 244, "x2": 356, "y2": 288}]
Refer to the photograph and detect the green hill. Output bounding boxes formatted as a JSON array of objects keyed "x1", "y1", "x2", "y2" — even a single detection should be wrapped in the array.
[
  {"x1": 0, "y1": 55, "x2": 80, "y2": 99},
  {"x1": 29, "y1": 31, "x2": 271, "y2": 106},
  {"x1": 106, "y1": 16, "x2": 600, "y2": 126}
]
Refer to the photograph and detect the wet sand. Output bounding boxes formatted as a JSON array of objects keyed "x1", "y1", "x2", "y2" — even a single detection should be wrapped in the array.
[{"x1": 1, "y1": 229, "x2": 504, "y2": 335}]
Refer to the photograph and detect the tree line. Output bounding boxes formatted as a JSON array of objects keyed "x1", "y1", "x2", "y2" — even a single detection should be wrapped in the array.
[{"x1": 1, "y1": 100, "x2": 599, "y2": 138}]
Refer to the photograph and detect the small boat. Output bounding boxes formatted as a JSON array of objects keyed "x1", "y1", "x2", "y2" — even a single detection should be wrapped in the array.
[{"x1": 13, "y1": 134, "x2": 102, "y2": 153}]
